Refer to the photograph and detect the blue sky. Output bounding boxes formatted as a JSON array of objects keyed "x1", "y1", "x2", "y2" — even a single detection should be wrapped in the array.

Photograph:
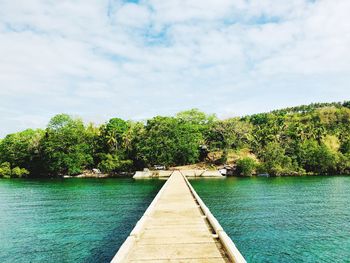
[{"x1": 0, "y1": 0, "x2": 349, "y2": 137}]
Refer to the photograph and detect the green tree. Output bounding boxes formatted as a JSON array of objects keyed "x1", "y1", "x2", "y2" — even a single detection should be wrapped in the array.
[
  {"x1": 236, "y1": 157, "x2": 257, "y2": 176},
  {"x1": 41, "y1": 114, "x2": 93, "y2": 176},
  {"x1": 97, "y1": 154, "x2": 133, "y2": 173},
  {"x1": 0, "y1": 129, "x2": 44, "y2": 175},
  {"x1": 1, "y1": 101, "x2": 350, "y2": 178},
  {"x1": 176, "y1": 109, "x2": 216, "y2": 126},
  {"x1": 11, "y1": 167, "x2": 29, "y2": 178},
  {"x1": 299, "y1": 140, "x2": 339, "y2": 174},
  {"x1": 258, "y1": 142, "x2": 300, "y2": 176},
  {"x1": 207, "y1": 118, "x2": 253, "y2": 150},
  {"x1": 0, "y1": 162, "x2": 29, "y2": 178},
  {"x1": 136, "y1": 116, "x2": 203, "y2": 166},
  {"x1": 337, "y1": 153, "x2": 350, "y2": 174},
  {"x1": 340, "y1": 138, "x2": 350, "y2": 154},
  {"x1": 0, "y1": 162, "x2": 12, "y2": 178},
  {"x1": 101, "y1": 118, "x2": 129, "y2": 152},
  {"x1": 123, "y1": 121, "x2": 147, "y2": 169}
]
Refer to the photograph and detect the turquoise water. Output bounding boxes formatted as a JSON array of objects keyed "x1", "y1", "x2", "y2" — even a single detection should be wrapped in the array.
[
  {"x1": 191, "y1": 176, "x2": 350, "y2": 263},
  {"x1": 1, "y1": 177, "x2": 349, "y2": 263},
  {"x1": 0, "y1": 178, "x2": 164, "y2": 263}
]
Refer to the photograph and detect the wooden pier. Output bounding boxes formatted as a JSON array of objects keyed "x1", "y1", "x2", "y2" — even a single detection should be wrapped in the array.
[{"x1": 111, "y1": 171, "x2": 246, "y2": 263}]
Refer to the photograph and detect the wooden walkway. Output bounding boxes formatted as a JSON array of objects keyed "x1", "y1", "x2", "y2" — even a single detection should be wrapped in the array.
[{"x1": 111, "y1": 171, "x2": 246, "y2": 263}]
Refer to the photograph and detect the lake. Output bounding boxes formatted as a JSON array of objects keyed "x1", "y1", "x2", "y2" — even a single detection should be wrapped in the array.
[
  {"x1": 191, "y1": 176, "x2": 350, "y2": 263},
  {"x1": 0, "y1": 176, "x2": 349, "y2": 262}
]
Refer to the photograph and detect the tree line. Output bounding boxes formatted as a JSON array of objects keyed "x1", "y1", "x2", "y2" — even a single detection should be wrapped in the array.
[{"x1": 1, "y1": 101, "x2": 350, "y2": 178}]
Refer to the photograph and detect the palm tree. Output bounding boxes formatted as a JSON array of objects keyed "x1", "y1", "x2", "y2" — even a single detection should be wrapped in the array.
[{"x1": 106, "y1": 130, "x2": 117, "y2": 152}]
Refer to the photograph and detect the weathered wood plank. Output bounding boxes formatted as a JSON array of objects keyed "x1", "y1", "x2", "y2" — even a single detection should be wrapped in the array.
[{"x1": 111, "y1": 171, "x2": 245, "y2": 263}]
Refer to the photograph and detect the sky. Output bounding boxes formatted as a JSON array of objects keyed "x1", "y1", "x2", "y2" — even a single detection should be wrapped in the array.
[{"x1": 0, "y1": 0, "x2": 350, "y2": 137}]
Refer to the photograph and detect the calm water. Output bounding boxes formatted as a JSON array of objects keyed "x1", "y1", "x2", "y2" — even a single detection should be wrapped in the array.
[
  {"x1": 0, "y1": 178, "x2": 164, "y2": 263},
  {"x1": 1, "y1": 177, "x2": 349, "y2": 263},
  {"x1": 191, "y1": 176, "x2": 350, "y2": 263}
]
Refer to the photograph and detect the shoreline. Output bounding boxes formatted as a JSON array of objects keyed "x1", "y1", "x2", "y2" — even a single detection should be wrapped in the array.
[
  {"x1": 59, "y1": 171, "x2": 350, "y2": 179},
  {"x1": 2, "y1": 169, "x2": 349, "y2": 179}
]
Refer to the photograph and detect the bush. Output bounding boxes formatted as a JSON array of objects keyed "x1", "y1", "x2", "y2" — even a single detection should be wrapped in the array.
[
  {"x1": 258, "y1": 142, "x2": 300, "y2": 176},
  {"x1": 0, "y1": 162, "x2": 29, "y2": 178},
  {"x1": 11, "y1": 167, "x2": 29, "y2": 178},
  {"x1": 236, "y1": 157, "x2": 257, "y2": 176},
  {"x1": 97, "y1": 154, "x2": 133, "y2": 173},
  {"x1": 337, "y1": 153, "x2": 350, "y2": 174},
  {"x1": 97, "y1": 154, "x2": 119, "y2": 173},
  {"x1": 340, "y1": 138, "x2": 350, "y2": 154},
  {"x1": 0, "y1": 162, "x2": 12, "y2": 178},
  {"x1": 300, "y1": 140, "x2": 339, "y2": 174}
]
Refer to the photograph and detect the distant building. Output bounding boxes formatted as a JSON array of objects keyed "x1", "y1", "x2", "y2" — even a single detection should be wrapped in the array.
[{"x1": 154, "y1": 165, "x2": 166, "y2": 170}]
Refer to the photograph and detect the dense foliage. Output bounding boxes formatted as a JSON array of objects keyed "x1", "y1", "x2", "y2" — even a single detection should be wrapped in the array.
[{"x1": 1, "y1": 101, "x2": 350, "y2": 177}]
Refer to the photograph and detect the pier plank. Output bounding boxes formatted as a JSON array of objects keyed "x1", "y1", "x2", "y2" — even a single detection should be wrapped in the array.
[{"x1": 112, "y1": 171, "x2": 236, "y2": 263}]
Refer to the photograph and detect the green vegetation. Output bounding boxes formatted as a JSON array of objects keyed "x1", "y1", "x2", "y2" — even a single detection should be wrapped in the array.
[
  {"x1": 0, "y1": 162, "x2": 29, "y2": 178},
  {"x1": 236, "y1": 157, "x2": 257, "y2": 176},
  {"x1": 1, "y1": 101, "x2": 350, "y2": 177}
]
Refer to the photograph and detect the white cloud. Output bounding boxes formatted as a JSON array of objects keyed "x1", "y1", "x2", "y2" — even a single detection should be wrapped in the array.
[
  {"x1": 0, "y1": 0, "x2": 349, "y2": 137},
  {"x1": 114, "y1": 3, "x2": 150, "y2": 28},
  {"x1": 148, "y1": 0, "x2": 235, "y2": 24}
]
